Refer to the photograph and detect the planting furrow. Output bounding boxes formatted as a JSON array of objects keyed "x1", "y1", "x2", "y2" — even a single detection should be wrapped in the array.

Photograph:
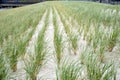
[{"x1": 38, "y1": 9, "x2": 56, "y2": 80}]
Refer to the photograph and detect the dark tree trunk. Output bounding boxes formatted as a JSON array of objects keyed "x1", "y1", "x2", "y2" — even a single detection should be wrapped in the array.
[{"x1": 100, "y1": 0, "x2": 102, "y2": 3}]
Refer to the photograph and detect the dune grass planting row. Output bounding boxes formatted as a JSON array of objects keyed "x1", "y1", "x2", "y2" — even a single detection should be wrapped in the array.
[
  {"x1": 58, "y1": 10, "x2": 79, "y2": 55},
  {"x1": 25, "y1": 9, "x2": 49, "y2": 80},
  {"x1": 53, "y1": 7, "x2": 81, "y2": 80}
]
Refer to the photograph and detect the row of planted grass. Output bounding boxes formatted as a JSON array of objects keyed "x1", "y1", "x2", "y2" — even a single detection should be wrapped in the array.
[
  {"x1": 53, "y1": 7, "x2": 80, "y2": 80},
  {"x1": 25, "y1": 9, "x2": 49, "y2": 80},
  {"x1": 54, "y1": 6, "x2": 79, "y2": 55}
]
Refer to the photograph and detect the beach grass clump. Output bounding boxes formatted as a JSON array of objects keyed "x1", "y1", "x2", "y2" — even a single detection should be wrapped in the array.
[
  {"x1": 80, "y1": 46, "x2": 92, "y2": 64},
  {"x1": 80, "y1": 45, "x2": 116, "y2": 80},
  {"x1": 0, "y1": 52, "x2": 9, "y2": 80},
  {"x1": 56, "y1": 58, "x2": 82, "y2": 80},
  {"x1": 57, "y1": 10, "x2": 79, "y2": 55},
  {"x1": 54, "y1": 33, "x2": 63, "y2": 65},
  {"x1": 107, "y1": 27, "x2": 119, "y2": 52},
  {"x1": 3, "y1": 36, "x2": 19, "y2": 72},
  {"x1": 25, "y1": 27, "x2": 47, "y2": 80},
  {"x1": 97, "y1": 34, "x2": 108, "y2": 62},
  {"x1": 25, "y1": 42, "x2": 46, "y2": 80},
  {"x1": 18, "y1": 27, "x2": 34, "y2": 57},
  {"x1": 69, "y1": 33, "x2": 79, "y2": 55},
  {"x1": 85, "y1": 54, "x2": 116, "y2": 80}
]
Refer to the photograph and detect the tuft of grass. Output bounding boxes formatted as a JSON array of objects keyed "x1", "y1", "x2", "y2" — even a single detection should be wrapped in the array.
[
  {"x1": 54, "y1": 33, "x2": 63, "y2": 65},
  {"x1": 107, "y1": 27, "x2": 119, "y2": 52},
  {"x1": 80, "y1": 47, "x2": 116, "y2": 80},
  {"x1": 80, "y1": 46, "x2": 92, "y2": 64},
  {"x1": 86, "y1": 54, "x2": 116, "y2": 80},
  {"x1": 25, "y1": 44, "x2": 46, "y2": 80},
  {"x1": 18, "y1": 27, "x2": 34, "y2": 57},
  {"x1": 25, "y1": 27, "x2": 47, "y2": 80},
  {"x1": 69, "y1": 33, "x2": 79, "y2": 55},
  {"x1": 0, "y1": 53, "x2": 9, "y2": 80},
  {"x1": 57, "y1": 10, "x2": 79, "y2": 55},
  {"x1": 56, "y1": 58, "x2": 82, "y2": 80},
  {"x1": 3, "y1": 36, "x2": 19, "y2": 72},
  {"x1": 97, "y1": 35, "x2": 107, "y2": 63}
]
